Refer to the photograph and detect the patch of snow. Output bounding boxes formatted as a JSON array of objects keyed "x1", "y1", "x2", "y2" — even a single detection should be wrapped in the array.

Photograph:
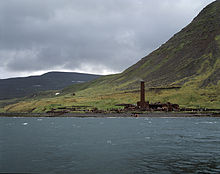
[
  {"x1": 55, "y1": 93, "x2": 60, "y2": 96},
  {"x1": 33, "y1": 85, "x2": 41, "y2": 87},
  {"x1": 72, "y1": 81, "x2": 85, "y2": 83}
]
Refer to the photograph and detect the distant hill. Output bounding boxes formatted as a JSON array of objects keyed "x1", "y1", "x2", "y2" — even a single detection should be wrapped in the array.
[{"x1": 0, "y1": 72, "x2": 101, "y2": 99}]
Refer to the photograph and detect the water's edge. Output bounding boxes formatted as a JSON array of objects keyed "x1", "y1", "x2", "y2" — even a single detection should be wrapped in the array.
[{"x1": 0, "y1": 112, "x2": 220, "y2": 117}]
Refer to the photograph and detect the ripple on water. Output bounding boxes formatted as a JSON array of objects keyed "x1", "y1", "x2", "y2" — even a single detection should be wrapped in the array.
[{"x1": 1, "y1": 117, "x2": 220, "y2": 174}]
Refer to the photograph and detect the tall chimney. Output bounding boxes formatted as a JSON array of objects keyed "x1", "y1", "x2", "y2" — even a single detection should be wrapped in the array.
[{"x1": 140, "y1": 81, "x2": 145, "y2": 104}]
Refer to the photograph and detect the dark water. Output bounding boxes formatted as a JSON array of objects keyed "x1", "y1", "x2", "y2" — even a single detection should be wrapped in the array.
[{"x1": 0, "y1": 117, "x2": 220, "y2": 174}]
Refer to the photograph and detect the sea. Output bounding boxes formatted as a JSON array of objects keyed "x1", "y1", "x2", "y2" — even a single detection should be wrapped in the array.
[{"x1": 0, "y1": 117, "x2": 220, "y2": 174}]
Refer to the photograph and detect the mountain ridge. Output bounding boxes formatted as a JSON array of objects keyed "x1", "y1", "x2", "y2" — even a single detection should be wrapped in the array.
[{"x1": 0, "y1": 71, "x2": 101, "y2": 100}]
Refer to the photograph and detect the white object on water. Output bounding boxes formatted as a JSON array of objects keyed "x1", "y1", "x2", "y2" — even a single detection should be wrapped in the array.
[
  {"x1": 107, "y1": 140, "x2": 112, "y2": 144},
  {"x1": 22, "y1": 123, "x2": 28, "y2": 126}
]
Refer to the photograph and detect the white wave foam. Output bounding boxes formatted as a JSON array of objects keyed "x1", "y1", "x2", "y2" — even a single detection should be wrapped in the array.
[
  {"x1": 195, "y1": 121, "x2": 218, "y2": 124},
  {"x1": 107, "y1": 140, "x2": 112, "y2": 144}
]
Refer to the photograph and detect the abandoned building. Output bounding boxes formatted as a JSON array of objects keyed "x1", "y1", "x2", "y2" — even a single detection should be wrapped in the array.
[{"x1": 116, "y1": 81, "x2": 180, "y2": 112}]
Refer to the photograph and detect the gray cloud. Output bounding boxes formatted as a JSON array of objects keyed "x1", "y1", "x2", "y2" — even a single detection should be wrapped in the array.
[{"x1": 0, "y1": 0, "x2": 215, "y2": 78}]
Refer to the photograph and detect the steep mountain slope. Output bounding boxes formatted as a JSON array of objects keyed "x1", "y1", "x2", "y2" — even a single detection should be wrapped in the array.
[
  {"x1": 0, "y1": 72, "x2": 101, "y2": 99},
  {"x1": 108, "y1": 0, "x2": 220, "y2": 89},
  {"x1": 63, "y1": 0, "x2": 220, "y2": 92}
]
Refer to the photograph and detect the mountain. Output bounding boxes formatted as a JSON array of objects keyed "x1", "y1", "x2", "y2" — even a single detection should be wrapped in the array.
[
  {"x1": 76, "y1": 1, "x2": 220, "y2": 88},
  {"x1": 1, "y1": 1, "x2": 220, "y2": 112},
  {"x1": 60, "y1": 0, "x2": 220, "y2": 107},
  {"x1": 0, "y1": 72, "x2": 101, "y2": 100},
  {"x1": 118, "y1": 0, "x2": 220, "y2": 88},
  {"x1": 85, "y1": 0, "x2": 219, "y2": 90}
]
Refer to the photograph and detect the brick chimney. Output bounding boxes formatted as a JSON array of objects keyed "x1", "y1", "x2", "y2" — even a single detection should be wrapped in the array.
[{"x1": 140, "y1": 81, "x2": 145, "y2": 104}]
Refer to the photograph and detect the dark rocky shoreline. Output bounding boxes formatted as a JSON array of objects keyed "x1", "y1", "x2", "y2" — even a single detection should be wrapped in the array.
[{"x1": 0, "y1": 112, "x2": 220, "y2": 117}]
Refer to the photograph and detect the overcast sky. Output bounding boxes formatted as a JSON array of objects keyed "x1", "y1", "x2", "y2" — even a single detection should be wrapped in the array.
[{"x1": 0, "y1": 0, "x2": 215, "y2": 79}]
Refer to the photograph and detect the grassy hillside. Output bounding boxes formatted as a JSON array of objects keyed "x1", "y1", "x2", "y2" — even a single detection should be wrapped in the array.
[{"x1": 1, "y1": 1, "x2": 220, "y2": 113}]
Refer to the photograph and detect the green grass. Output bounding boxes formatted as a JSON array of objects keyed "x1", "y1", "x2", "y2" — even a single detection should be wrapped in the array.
[
  {"x1": 1, "y1": 78, "x2": 219, "y2": 113},
  {"x1": 216, "y1": 35, "x2": 220, "y2": 47}
]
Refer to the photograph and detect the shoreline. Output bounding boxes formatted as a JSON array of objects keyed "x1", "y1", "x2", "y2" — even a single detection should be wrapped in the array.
[{"x1": 0, "y1": 112, "x2": 220, "y2": 118}]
